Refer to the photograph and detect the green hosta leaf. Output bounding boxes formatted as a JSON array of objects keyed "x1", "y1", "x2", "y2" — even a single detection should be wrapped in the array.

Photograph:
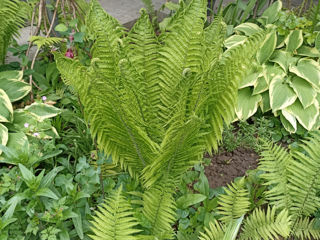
[
  {"x1": 269, "y1": 76, "x2": 297, "y2": 111},
  {"x1": 0, "y1": 89, "x2": 13, "y2": 123},
  {"x1": 289, "y1": 76, "x2": 316, "y2": 109},
  {"x1": 176, "y1": 194, "x2": 207, "y2": 209},
  {"x1": 239, "y1": 71, "x2": 260, "y2": 89},
  {"x1": 236, "y1": 88, "x2": 262, "y2": 121},
  {"x1": 224, "y1": 35, "x2": 247, "y2": 49},
  {"x1": 257, "y1": 31, "x2": 277, "y2": 64},
  {"x1": 0, "y1": 123, "x2": 8, "y2": 155},
  {"x1": 260, "y1": 0, "x2": 282, "y2": 24},
  {"x1": 269, "y1": 50, "x2": 298, "y2": 72},
  {"x1": 285, "y1": 100, "x2": 319, "y2": 130},
  {"x1": 24, "y1": 103, "x2": 61, "y2": 122},
  {"x1": 234, "y1": 23, "x2": 262, "y2": 36},
  {"x1": 259, "y1": 91, "x2": 271, "y2": 113},
  {"x1": 0, "y1": 71, "x2": 23, "y2": 81},
  {"x1": 296, "y1": 45, "x2": 320, "y2": 58},
  {"x1": 289, "y1": 59, "x2": 320, "y2": 91},
  {"x1": 285, "y1": 30, "x2": 303, "y2": 52},
  {"x1": 253, "y1": 76, "x2": 268, "y2": 95},
  {"x1": 6, "y1": 132, "x2": 28, "y2": 152},
  {"x1": 0, "y1": 78, "x2": 31, "y2": 102},
  {"x1": 281, "y1": 109, "x2": 297, "y2": 133},
  {"x1": 263, "y1": 64, "x2": 285, "y2": 83}
]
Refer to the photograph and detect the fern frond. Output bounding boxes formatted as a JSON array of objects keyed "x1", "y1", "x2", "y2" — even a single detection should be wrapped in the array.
[
  {"x1": 289, "y1": 132, "x2": 320, "y2": 220},
  {"x1": 30, "y1": 36, "x2": 64, "y2": 49},
  {"x1": 293, "y1": 217, "x2": 320, "y2": 239},
  {"x1": 142, "y1": 179, "x2": 176, "y2": 239},
  {"x1": 258, "y1": 141, "x2": 292, "y2": 211},
  {"x1": 197, "y1": 30, "x2": 267, "y2": 152},
  {"x1": 89, "y1": 186, "x2": 141, "y2": 240},
  {"x1": 199, "y1": 220, "x2": 225, "y2": 240},
  {"x1": 240, "y1": 207, "x2": 291, "y2": 240},
  {"x1": 218, "y1": 178, "x2": 250, "y2": 223},
  {"x1": 0, "y1": 0, "x2": 29, "y2": 64}
]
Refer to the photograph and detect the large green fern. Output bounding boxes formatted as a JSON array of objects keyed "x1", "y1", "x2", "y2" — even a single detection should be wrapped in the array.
[
  {"x1": 201, "y1": 132, "x2": 320, "y2": 240},
  {"x1": 54, "y1": 0, "x2": 266, "y2": 239},
  {"x1": 0, "y1": 0, "x2": 29, "y2": 64}
]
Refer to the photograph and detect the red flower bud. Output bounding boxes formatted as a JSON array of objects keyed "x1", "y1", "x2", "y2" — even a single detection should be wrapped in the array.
[
  {"x1": 65, "y1": 48, "x2": 74, "y2": 59},
  {"x1": 69, "y1": 35, "x2": 74, "y2": 42}
]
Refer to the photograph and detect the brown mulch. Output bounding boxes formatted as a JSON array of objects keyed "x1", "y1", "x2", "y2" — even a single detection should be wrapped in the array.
[{"x1": 204, "y1": 147, "x2": 259, "y2": 189}]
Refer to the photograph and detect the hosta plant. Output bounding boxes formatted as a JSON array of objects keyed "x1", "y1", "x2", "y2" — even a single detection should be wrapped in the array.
[
  {"x1": 53, "y1": 0, "x2": 266, "y2": 238},
  {"x1": 226, "y1": 1, "x2": 320, "y2": 134},
  {"x1": 0, "y1": 70, "x2": 61, "y2": 160},
  {"x1": 200, "y1": 131, "x2": 320, "y2": 239}
]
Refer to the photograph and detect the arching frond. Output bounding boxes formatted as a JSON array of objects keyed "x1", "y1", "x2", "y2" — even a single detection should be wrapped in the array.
[
  {"x1": 30, "y1": 36, "x2": 64, "y2": 49},
  {"x1": 89, "y1": 186, "x2": 141, "y2": 240},
  {"x1": 258, "y1": 141, "x2": 292, "y2": 210},
  {"x1": 0, "y1": 0, "x2": 29, "y2": 64},
  {"x1": 199, "y1": 220, "x2": 225, "y2": 240},
  {"x1": 142, "y1": 179, "x2": 176, "y2": 239},
  {"x1": 240, "y1": 207, "x2": 291, "y2": 240},
  {"x1": 289, "y1": 132, "x2": 320, "y2": 220},
  {"x1": 218, "y1": 178, "x2": 250, "y2": 223},
  {"x1": 293, "y1": 217, "x2": 320, "y2": 239}
]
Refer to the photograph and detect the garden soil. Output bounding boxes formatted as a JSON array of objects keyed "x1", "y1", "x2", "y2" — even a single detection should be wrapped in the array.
[{"x1": 204, "y1": 148, "x2": 259, "y2": 188}]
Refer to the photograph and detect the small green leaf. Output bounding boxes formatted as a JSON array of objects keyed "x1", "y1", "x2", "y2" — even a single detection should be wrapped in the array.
[
  {"x1": 285, "y1": 30, "x2": 303, "y2": 52},
  {"x1": 36, "y1": 188, "x2": 59, "y2": 199},
  {"x1": 72, "y1": 210, "x2": 84, "y2": 239},
  {"x1": 269, "y1": 76, "x2": 297, "y2": 111},
  {"x1": 55, "y1": 23, "x2": 68, "y2": 32},
  {"x1": 0, "y1": 89, "x2": 13, "y2": 123},
  {"x1": 176, "y1": 194, "x2": 207, "y2": 209},
  {"x1": 18, "y1": 164, "x2": 34, "y2": 183},
  {"x1": 40, "y1": 166, "x2": 64, "y2": 188}
]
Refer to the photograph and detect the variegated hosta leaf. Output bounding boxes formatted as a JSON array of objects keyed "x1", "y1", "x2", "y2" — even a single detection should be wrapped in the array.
[
  {"x1": 259, "y1": 91, "x2": 271, "y2": 113},
  {"x1": 236, "y1": 88, "x2": 262, "y2": 121},
  {"x1": 0, "y1": 89, "x2": 13, "y2": 123},
  {"x1": 0, "y1": 123, "x2": 8, "y2": 155},
  {"x1": 24, "y1": 103, "x2": 61, "y2": 122},
  {"x1": 239, "y1": 72, "x2": 260, "y2": 89},
  {"x1": 289, "y1": 76, "x2": 316, "y2": 109},
  {"x1": 234, "y1": 23, "x2": 262, "y2": 36},
  {"x1": 269, "y1": 76, "x2": 297, "y2": 112},
  {"x1": 257, "y1": 30, "x2": 277, "y2": 64},
  {"x1": 285, "y1": 30, "x2": 303, "y2": 52},
  {"x1": 296, "y1": 45, "x2": 320, "y2": 58},
  {"x1": 280, "y1": 110, "x2": 297, "y2": 133},
  {"x1": 252, "y1": 76, "x2": 268, "y2": 95},
  {"x1": 285, "y1": 100, "x2": 319, "y2": 131},
  {"x1": 263, "y1": 64, "x2": 285, "y2": 84},
  {"x1": 289, "y1": 59, "x2": 320, "y2": 91},
  {"x1": 224, "y1": 35, "x2": 247, "y2": 49},
  {"x1": 0, "y1": 76, "x2": 31, "y2": 102},
  {"x1": 269, "y1": 50, "x2": 298, "y2": 72},
  {"x1": 0, "y1": 70, "x2": 23, "y2": 81},
  {"x1": 260, "y1": 0, "x2": 282, "y2": 25}
]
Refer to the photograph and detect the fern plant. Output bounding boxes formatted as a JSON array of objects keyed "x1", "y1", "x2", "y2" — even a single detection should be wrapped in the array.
[
  {"x1": 200, "y1": 131, "x2": 320, "y2": 239},
  {"x1": 53, "y1": 0, "x2": 266, "y2": 238},
  {"x1": 0, "y1": 0, "x2": 29, "y2": 64}
]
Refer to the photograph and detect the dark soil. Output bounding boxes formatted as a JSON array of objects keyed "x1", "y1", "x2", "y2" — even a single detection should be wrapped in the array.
[{"x1": 204, "y1": 147, "x2": 259, "y2": 189}]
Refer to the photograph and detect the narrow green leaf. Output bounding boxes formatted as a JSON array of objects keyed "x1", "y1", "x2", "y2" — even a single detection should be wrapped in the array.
[
  {"x1": 0, "y1": 89, "x2": 13, "y2": 123},
  {"x1": 257, "y1": 31, "x2": 277, "y2": 64},
  {"x1": 72, "y1": 210, "x2": 84, "y2": 239},
  {"x1": 176, "y1": 194, "x2": 207, "y2": 209},
  {"x1": 18, "y1": 164, "x2": 34, "y2": 183},
  {"x1": 40, "y1": 166, "x2": 64, "y2": 188},
  {"x1": 36, "y1": 188, "x2": 59, "y2": 200},
  {"x1": 0, "y1": 123, "x2": 8, "y2": 155},
  {"x1": 285, "y1": 30, "x2": 303, "y2": 52}
]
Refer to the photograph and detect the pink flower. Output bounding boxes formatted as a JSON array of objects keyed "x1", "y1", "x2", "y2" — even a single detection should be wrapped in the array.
[
  {"x1": 33, "y1": 132, "x2": 40, "y2": 137},
  {"x1": 42, "y1": 96, "x2": 47, "y2": 101},
  {"x1": 65, "y1": 49, "x2": 74, "y2": 59},
  {"x1": 24, "y1": 123, "x2": 29, "y2": 128}
]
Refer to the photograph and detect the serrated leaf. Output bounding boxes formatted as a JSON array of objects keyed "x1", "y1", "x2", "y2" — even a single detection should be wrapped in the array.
[
  {"x1": 269, "y1": 76, "x2": 297, "y2": 111},
  {"x1": 257, "y1": 31, "x2": 277, "y2": 64},
  {"x1": 289, "y1": 76, "x2": 316, "y2": 109},
  {"x1": 234, "y1": 23, "x2": 262, "y2": 36},
  {"x1": 0, "y1": 123, "x2": 8, "y2": 155},
  {"x1": 24, "y1": 102, "x2": 61, "y2": 122},
  {"x1": 285, "y1": 100, "x2": 319, "y2": 130},
  {"x1": 285, "y1": 30, "x2": 303, "y2": 52},
  {"x1": 289, "y1": 58, "x2": 320, "y2": 91},
  {"x1": 176, "y1": 194, "x2": 207, "y2": 209},
  {"x1": 236, "y1": 88, "x2": 262, "y2": 120},
  {"x1": 224, "y1": 35, "x2": 247, "y2": 49},
  {"x1": 0, "y1": 78, "x2": 31, "y2": 102},
  {"x1": 0, "y1": 89, "x2": 13, "y2": 123}
]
